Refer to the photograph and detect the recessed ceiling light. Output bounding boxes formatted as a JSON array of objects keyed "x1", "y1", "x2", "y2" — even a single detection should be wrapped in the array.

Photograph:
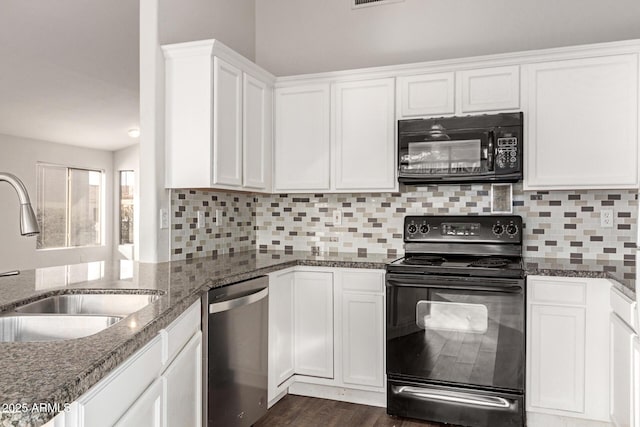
[{"x1": 128, "y1": 128, "x2": 140, "y2": 138}]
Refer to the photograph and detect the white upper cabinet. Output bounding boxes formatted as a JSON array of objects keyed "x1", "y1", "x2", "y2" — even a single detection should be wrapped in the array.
[
  {"x1": 458, "y1": 65, "x2": 520, "y2": 113},
  {"x1": 243, "y1": 73, "x2": 272, "y2": 190},
  {"x1": 274, "y1": 84, "x2": 331, "y2": 191},
  {"x1": 397, "y1": 72, "x2": 455, "y2": 118},
  {"x1": 524, "y1": 53, "x2": 639, "y2": 190},
  {"x1": 398, "y1": 66, "x2": 520, "y2": 119},
  {"x1": 163, "y1": 39, "x2": 274, "y2": 191},
  {"x1": 212, "y1": 57, "x2": 242, "y2": 187},
  {"x1": 332, "y1": 78, "x2": 396, "y2": 191}
]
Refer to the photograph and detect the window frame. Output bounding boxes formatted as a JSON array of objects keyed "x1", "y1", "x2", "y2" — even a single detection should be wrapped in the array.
[{"x1": 35, "y1": 163, "x2": 106, "y2": 251}]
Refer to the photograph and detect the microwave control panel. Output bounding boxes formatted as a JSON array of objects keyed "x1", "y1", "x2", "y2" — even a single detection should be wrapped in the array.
[{"x1": 496, "y1": 137, "x2": 519, "y2": 171}]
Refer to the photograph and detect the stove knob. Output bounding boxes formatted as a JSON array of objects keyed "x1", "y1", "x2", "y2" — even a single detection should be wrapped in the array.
[
  {"x1": 492, "y1": 224, "x2": 504, "y2": 236},
  {"x1": 419, "y1": 224, "x2": 430, "y2": 234},
  {"x1": 506, "y1": 224, "x2": 518, "y2": 236},
  {"x1": 407, "y1": 224, "x2": 417, "y2": 234}
]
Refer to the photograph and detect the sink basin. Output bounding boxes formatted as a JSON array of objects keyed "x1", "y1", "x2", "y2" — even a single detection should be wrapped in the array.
[
  {"x1": 0, "y1": 315, "x2": 122, "y2": 342},
  {"x1": 14, "y1": 293, "x2": 159, "y2": 316}
]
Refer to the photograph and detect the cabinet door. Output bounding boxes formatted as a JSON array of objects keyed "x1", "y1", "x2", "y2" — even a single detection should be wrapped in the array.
[
  {"x1": 74, "y1": 336, "x2": 163, "y2": 427},
  {"x1": 163, "y1": 331, "x2": 202, "y2": 427},
  {"x1": 633, "y1": 336, "x2": 640, "y2": 427},
  {"x1": 114, "y1": 379, "x2": 163, "y2": 427},
  {"x1": 333, "y1": 78, "x2": 396, "y2": 191},
  {"x1": 268, "y1": 271, "x2": 295, "y2": 401},
  {"x1": 524, "y1": 54, "x2": 639, "y2": 190},
  {"x1": 274, "y1": 84, "x2": 331, "y2": 191},
  {"x1": 164, "y1": 46, "x2": 213, "y2": 188},
  {"x1": 529, "y1": 304, "x2": 586, "y2": 413},
  {"x1": 458, "y1": 65, "x2": 519, "y2": 113},
  {"x1": 213, "y1": 56, "x2": 243, "y2": 187},
  {"x1": 243, "y1": 72, "x2": 271, "y2": 190},
  {"x1": 341, "y1": 292, "x2": 384, "y2": 388},
  {"x1": 397, "y1": 72, "x2": 454, "y2": 117},
  {"x1": 611, "y1": 313, "x2": 636, "y2": 427},
  {"x1": 294, "y1": 271, "x2": 334, "y2": 378}
]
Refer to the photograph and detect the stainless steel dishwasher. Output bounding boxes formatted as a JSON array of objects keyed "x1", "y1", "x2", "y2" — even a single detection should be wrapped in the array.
[{"x1": 202, "y1": 275, "x2": 269, "y2": 427}]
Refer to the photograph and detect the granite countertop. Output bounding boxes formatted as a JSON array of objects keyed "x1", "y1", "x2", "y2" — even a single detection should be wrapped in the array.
[
  {"x1": 0, "y1": 250, "x2": 395, "y2": 426},
  {"x1": 0, "y1": 250, "x2": 635, "y2": 426}
]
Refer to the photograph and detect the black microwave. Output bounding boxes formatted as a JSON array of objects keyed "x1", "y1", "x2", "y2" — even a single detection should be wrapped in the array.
[{"x1": 398, "y1": 112, "x2": 523, "y2": 185}]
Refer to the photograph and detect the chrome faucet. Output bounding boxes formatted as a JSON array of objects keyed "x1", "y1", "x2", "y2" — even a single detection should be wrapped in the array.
[{"x1": 0, "y1": 172, "x2": 40, "y2": 278}]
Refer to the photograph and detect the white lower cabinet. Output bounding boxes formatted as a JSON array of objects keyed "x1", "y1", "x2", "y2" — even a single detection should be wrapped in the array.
[
  {"x1": 163, "y1": 331, "x2": 202, "y2": 427},
  {"x1": 610, "y1": 286, "x2": 639, "y2": 427},
  {"x1": 268, "y1": 267, "x2": 386, "y2": 408},
  {"x1": 294, "y1": 271, "x2": 334, "y2": 378},
  {"x1": 633, "y1": 336, "x2": 640, "y2": 427},
  {"x1": 268, "y1": 270, "x2": 295, "y2": 402},
  {"x1": 339, "y1": 270, "x2": 385, "y2": 389},
  {"x1": 114, "y1": 379, "x2": 163, "y2": 427},
  {"x1": 63, "y1": 302, "x2": 202, "y2": 427},
  {"x1": 526, "y1": 276, "x2": 611, "y2": 424}
]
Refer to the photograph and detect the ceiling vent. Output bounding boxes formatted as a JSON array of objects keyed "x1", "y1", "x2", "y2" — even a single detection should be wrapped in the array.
[{"x1": 352, "y1": 0, "x2": 404, "y2": 9}]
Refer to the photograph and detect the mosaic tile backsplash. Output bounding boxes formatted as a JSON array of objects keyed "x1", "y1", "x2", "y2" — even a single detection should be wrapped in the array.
[
  {"x1": 171, "y1": 190, "x2": 255, "y2": 260},
  {"x1": 171, "y1": 184, "x2": 638, "y2": 263}
]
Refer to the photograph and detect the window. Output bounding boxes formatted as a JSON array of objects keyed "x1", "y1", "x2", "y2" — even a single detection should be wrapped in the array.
[
  {"x1": 119, "y1": 170, "x2": 134, "y2": 245},
  {"x1": 36, "y1": 164, "x2": 103, "y2": 249}
]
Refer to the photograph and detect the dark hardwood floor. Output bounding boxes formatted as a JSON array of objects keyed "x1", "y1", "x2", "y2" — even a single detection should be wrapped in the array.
[{"x1": 254, "y1": 395, "x2": 448, "y2": 427}]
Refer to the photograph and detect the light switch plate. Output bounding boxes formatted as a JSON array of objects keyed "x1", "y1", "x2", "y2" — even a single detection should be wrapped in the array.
[
  {"x1": 332, "y1": 210, "x2": 342, "y2": 226},
  {"x1": 197, "y1": 211, "x2": 205, "y2": 229},
  {"x1": 159, "y1": 208, "x2": 169, "y2": 229}
]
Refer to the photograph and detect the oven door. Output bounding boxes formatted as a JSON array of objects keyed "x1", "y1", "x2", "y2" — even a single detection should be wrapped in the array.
[{"x1": 386, "y1": 273, "x2": 524, "y2": 392}]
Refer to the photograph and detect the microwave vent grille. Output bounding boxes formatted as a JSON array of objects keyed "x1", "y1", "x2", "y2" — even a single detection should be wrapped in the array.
[{"x1": 353, "y1": 0, "x2": 404, "y2": 9}]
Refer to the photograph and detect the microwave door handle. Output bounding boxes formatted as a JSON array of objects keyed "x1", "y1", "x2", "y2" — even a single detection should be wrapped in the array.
[{"x1": 487, "y1": 131, "x2": 495, "y2": 171}]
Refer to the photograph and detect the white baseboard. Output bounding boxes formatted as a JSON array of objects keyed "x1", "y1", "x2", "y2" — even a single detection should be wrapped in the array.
[
  {"x1": 527, "y1": 411, "x2": 614, "y2": 427},
  {"x1": 288, "y1": 382, "x2": 386, "y2": 408}
]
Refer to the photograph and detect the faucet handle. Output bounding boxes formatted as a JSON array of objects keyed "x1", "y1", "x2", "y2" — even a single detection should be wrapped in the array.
[{"x1": 0, "y1": 270, "x2": 20, "y2": 278}]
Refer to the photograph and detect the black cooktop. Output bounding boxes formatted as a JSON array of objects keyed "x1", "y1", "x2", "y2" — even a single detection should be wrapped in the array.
[
  {"x1": 387, "y1": 254, "x2": 524, "y2": 278},
  {"x1": 387, "y1": 215, "x2": 525, "y2": 279}
]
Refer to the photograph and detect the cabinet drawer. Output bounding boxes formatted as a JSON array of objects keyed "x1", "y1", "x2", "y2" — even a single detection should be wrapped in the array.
[
  {"x1": 162, "y1": 301, "x2": 201, "y2": 366},
  {"x1": 76, "y1": 335, "x2": 163, "y2": 427},
  {"x1": 341, "y1": 270, "x2": 384, "y2": 293},
  {"x1": 610, "y1": 286, "x2": 638, "y2": 332},
  {"x1": 528, "y1": 277, "x2": 586, "y2": 305}
]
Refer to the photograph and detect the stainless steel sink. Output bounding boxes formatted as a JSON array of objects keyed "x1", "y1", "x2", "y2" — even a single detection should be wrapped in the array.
[
  {"x1": 14, "y1": 293, "x2": 159, "y2": 316},
  {"x1": 0, "y1": 314, "x2": 122, "y2": 342}
]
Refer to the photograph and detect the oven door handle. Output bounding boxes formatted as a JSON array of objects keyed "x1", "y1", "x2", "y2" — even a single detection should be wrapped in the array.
[
  {"x1": 386, "y1": 274, "x2": 522, "y2": 293},
  {"x1": 391, "y1": 385, "x2": 514, "y2": 409}
]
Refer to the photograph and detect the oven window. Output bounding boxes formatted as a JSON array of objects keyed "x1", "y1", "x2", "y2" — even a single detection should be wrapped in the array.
[
  {"x1": 387, "y1": 282, "x2": 524, "y2": 391},
  {"x1": 416, "y1": 301, "x2": 488, "y2": 334}
]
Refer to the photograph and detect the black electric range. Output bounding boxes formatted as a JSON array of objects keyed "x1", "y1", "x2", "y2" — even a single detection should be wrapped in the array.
[{"x1": 386, "y1": 215, "x2": 526, "y2": 427}]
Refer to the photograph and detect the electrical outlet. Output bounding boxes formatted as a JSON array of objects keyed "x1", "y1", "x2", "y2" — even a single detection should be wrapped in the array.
[
  {"x1": 215, "y1": 209, "x2": 223, "y2": 227},
  {"x1": 197, "y1": 211, "x2": 205, "y2": 229},
  {"x1": 332, "y1": 210, "x2": 342, "y2": 226},
  {"x1": 159, "y1": 208, "x2": 169, "y2": 229},
  {"x1": 600, "y1": 209, "x2": 614, "y2": 228}
]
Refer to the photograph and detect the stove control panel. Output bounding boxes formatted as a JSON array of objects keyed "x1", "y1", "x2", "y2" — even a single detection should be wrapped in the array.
[{"x1": 404, "y1": 215, "x2": 522, "y2": 243}]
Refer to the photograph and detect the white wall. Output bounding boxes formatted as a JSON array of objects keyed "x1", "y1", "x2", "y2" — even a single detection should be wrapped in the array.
[
  {"x1": 0, "y1": 133, "x2": 114, "y2": 272},
  {"x1": 158, "y1": 0, "x2": 256, "y2": 60},
  {"x1": 137, "y1": 0, "x2": 256, "y2": 264},
  {"x1": 255, "y1": 0, "x2": 640, "y2": 76},
  {"x1": 113, "y1": 144, "x2": 139, "y2": 261}
]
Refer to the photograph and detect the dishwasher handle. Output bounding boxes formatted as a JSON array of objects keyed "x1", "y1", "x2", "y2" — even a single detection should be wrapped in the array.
[{"x1": 209, "y1": 286, "x2": 268, "y2": 314}]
